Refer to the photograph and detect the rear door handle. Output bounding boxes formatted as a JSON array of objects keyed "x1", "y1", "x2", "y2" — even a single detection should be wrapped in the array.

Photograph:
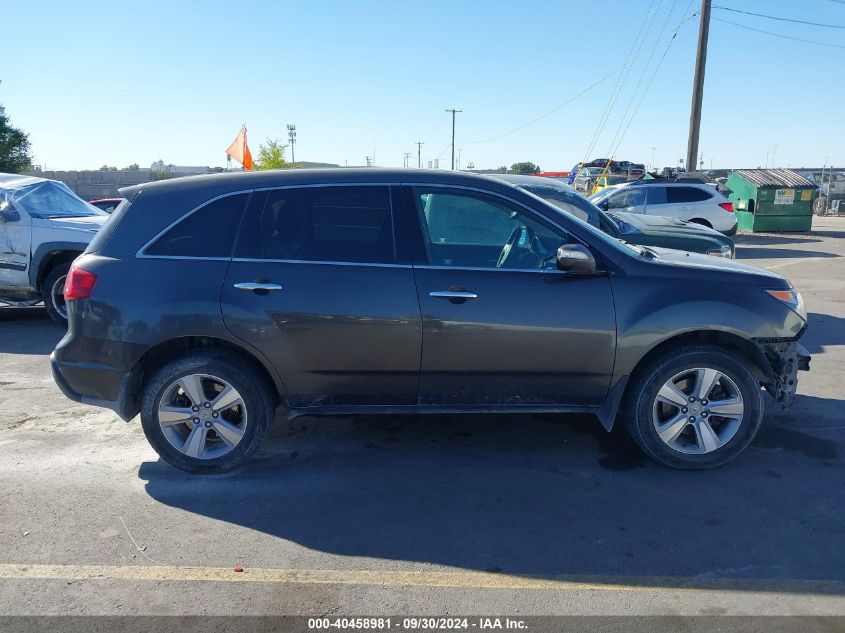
[
  {"x1": 234, "y1": 282, "x2": 283, "y2": 292},
  {"x1": 430, "y1": 290, "x2": 477, "y2": 300}
]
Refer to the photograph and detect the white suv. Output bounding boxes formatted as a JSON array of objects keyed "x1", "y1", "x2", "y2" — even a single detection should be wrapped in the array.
[
  {"x1": 0, "y1": 173, "x2": 107, "y2": 323},
  {"x1": 590, "y1": 182, "x2": 738, "y2": 235}
]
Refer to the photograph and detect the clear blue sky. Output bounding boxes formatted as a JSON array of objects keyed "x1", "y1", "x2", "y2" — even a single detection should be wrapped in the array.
[{"x1": 2, "y1": 0, "x2": 843, "y2": 171}]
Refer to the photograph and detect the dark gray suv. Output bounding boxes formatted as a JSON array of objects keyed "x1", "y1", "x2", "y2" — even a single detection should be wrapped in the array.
[{"x1": 51, "y1": 169, "x2": 810, "y2": 473}]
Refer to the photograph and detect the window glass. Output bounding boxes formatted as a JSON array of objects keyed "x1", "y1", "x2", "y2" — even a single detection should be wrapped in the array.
[
  {"x1": 667, "y1": 186, "x2": 712, "y2": 203},
  {"x1": 145, "y1": 193, "x2": 248, "y2": 257},
  {"x1": 259, "y1": 186, "x2": 394, "y2": 264},
  {"x1": 606, "y1": 188, "x2": 646, "y2": 213},
  {"x1": 410, "y1": 187, "x2": 571, "y2": 270},
  {"x1": 520, "y1": 185, "x2": 600, "y2": 227},
  {"x1": 646, "y1": 186, "x2": 667, "y2": 205},
  {"x1": 9, "y1": 181, "x2": 106, "y2": 219}
]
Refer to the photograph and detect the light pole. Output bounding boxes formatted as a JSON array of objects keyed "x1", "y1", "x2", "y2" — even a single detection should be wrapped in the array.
[
  {"x1": 287, "y1": 124, "x2": 297, "y2": 165},
  {"x1": 445, "y1": 108, "x2": 462, "y2": 170},
  {"x1": 416, "y1": 142, "x2": 424, "y2": 168}
]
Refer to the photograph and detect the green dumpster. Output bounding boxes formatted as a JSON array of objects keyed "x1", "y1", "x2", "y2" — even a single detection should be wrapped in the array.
[{"x1": 726, "y1": 169, "x2": 817, "y2": 232}]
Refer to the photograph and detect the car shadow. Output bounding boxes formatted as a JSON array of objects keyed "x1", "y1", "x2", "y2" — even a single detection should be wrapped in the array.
[
  {"x1": 0, "y1": 307, "x2": 65, "y2": 354},
  {"x1": 139, "y1": 391, "x2": 845, "y2": 594},
  {"x1": 732, "y1": 234, "x2": 821, "y2": 247},
  {"x1": 736, "y1": 247, "x2": 840, "y2": 260}
]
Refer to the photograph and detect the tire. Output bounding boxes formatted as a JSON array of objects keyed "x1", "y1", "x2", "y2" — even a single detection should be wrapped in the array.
[
  {"x1": 140, "y1": 350, "x2": 275, "y2": 474},
  {"x1": 42, "y1": 262, "x2": 71, "y2": 324},
  {"x1": 621, "y1": 344, "x2": 763, "y2": 470},
  {"x1": 688, "y1": 218, "x2": 712, "y2": 228}
]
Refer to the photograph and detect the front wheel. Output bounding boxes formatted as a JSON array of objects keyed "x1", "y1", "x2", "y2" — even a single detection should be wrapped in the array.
[
  {"x1": 42, "y1": 263, "x2": 71, "y2": 324},
  {"x1": 622, "y1": 345, "x2": 763, "y2": 469},
  {"x1": 140, "y1": 351, "x2": 274, "y2": 473}
]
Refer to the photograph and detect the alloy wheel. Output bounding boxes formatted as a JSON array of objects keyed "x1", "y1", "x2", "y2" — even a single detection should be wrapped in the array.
[
  {"x1": 651, "y1": 367, "x2": 744, "y2": 455},
  {"x1": 157, "y1": 374, "x2": 248, "y2": 460}
]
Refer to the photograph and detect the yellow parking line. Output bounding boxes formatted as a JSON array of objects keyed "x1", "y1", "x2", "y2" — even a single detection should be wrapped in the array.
[{"x1": 0, "y1": 564, "x2": 842, "y2": 594}]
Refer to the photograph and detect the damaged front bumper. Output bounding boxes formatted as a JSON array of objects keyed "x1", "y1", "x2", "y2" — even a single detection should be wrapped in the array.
[{"x1": 757, "y1": 340, "x2": 811, "y2": 409}]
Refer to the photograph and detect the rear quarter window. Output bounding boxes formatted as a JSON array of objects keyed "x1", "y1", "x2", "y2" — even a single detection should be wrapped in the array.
[
  {"x1": 144, "y1": 193, "x2": 249, "y2": 257},
  {"x1": 667, "y1": 186, "x2": 712, "y2": 203}
]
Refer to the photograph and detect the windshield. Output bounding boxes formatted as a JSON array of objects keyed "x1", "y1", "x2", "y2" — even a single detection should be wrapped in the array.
[
  {"x1": 5, "y1": 181, "x2": 107, "y2": 219},
  {"x1": 517, "y1": 187, "x2": 643, "y2": 256},
  {"x1": 589, "y1": 187, "x2": 618, "y2": 204},
  {"x1": 518, "y1": 185, "x2": 600, "y2": 228}
]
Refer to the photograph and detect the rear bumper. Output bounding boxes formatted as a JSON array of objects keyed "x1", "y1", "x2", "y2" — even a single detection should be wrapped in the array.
[
  {"x1": 722, "y1": 224, "x2": 738, "y2": 237},
  {"x1": 51, "y1": 352, "x2": 137, "y2": 421}
]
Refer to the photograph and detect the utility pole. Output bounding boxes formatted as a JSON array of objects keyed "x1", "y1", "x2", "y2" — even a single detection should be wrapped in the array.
[
  {"x1": 416, "y1": 142, "x2": 424, "y2": 168},
  {"x1": 445, "y1": 108, "x2": 462, "y2": 170},
  {"x1": 685, "y1": 0, "x2": 711, "y2": 174},
  {"x1": 457, "y1": 148, "x2": 462, "y2": 170},
  {"x1": 403, "y1": 152, "x2": 411, "y2": 167},
  {"x1": 287, "y1": 124, "x2": 297, "y2": 164}
]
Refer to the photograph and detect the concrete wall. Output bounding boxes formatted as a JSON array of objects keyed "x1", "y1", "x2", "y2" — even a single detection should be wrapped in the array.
[{"x1": 24, "y1": 169, "x2": 154, "y2": 200}]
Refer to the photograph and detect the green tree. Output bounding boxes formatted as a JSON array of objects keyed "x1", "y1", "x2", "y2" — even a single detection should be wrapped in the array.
[
  {"x1": 0, "y1": 104, "x2": 32, "y2": 173},
  {"x1": 125, "y1": 163, "x2": 139, "y2": 170},
  {"x1": 254, "y1": 138, "x2": 292, "y2": 170},
  {"x1": 99, "y1": 165, "x2": 118, "y2": 171},
  {"x1": 510, "y1": 161, "x2": 540, "y2": 175}
]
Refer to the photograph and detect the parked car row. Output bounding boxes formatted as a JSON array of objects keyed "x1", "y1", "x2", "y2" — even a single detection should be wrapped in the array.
[{"x1": 51, "y1": 168, "x2": 809, "y2": 474}]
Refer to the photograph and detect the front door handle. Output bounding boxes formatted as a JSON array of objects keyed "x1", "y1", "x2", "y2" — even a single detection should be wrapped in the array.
[
  {"x1": 234, "y1": 282, "x2": 283, "y2": 292},
  {"x1": 430, "y1": 290, "x2": 477, "y2": 301}
]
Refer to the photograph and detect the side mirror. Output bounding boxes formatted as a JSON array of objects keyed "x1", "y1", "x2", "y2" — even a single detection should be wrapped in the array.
[
  {"x1": 0, "y1": 207, "x2": 20, "y2": 223},
  {"x1": 556, "y1": 244, "x2": 597, "y2": 274}
]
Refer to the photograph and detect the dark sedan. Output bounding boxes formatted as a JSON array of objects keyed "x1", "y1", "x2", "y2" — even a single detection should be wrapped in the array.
[{"x1": 491, "y1": 174, "x2": 735, "y2": 258}]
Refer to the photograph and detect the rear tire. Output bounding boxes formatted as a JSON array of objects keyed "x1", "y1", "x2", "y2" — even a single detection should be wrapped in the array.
[
  {"x1": 621, "y1": 344, "x2": 763, "y2": 470},
  {"x1": 140, "y1": 350, "x2": 275, "y2": 474},
  {"x1": 42, "y1": 263, "x2": 71, "y2": 324}
]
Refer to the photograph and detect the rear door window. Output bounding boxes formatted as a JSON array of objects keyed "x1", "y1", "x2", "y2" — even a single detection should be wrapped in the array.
[
  {"x1": 144, "y1": 193, "x2": 249, "y2": 257},
  {"x1": 667, "y1": 186, "x2": 712, "y2": 203},
  {"x1": 243, "y1": 186, "x2": 395, "y2": 264},
  {"x1": 646, "y1": 186, "x2": 667, "y2": 205}
]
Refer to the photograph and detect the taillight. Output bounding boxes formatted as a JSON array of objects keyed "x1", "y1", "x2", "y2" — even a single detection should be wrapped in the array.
[
  {"x1": 63, "y1": 265, "x2": 97, "y2": 300},
  {"x1": 719, "y1": 202, "x2": 734, "y2": 212}
]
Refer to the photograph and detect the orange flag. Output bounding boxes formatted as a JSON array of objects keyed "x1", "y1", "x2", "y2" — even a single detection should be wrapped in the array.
[{"x1": 226, "y1": 125, "x2": 253, "y2": 170}]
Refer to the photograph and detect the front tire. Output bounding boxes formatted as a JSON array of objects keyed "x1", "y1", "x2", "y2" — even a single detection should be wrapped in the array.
[
  {"x1": 140, "y1": 351, "x2": 274, "y2": 473},
  {"x1": 42, "y1": 263, "x2": 71, "y2": 324},
  {"x1": 622, "y1": 345, "x2": 763, "y2": 470}
]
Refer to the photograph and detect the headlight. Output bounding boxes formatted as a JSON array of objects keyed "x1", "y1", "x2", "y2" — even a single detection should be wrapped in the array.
[
  {"x1": 765, "y1": 288, "x2": 805, "y2": 316},
  {"x1": 706, "y1": 244, "x2": 733, "y2": 258}
]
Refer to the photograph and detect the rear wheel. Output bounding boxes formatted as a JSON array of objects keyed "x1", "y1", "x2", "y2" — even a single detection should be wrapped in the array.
[
  {"x1": 140, "y1": 351, "x2": 275, "y2": 473},
  {"x1": 42, "y1": 263, "x2": 71, "y2": 324},
  {"x1": 622, "y1": 345, "x2": 763, "y2": 469},
  {"x1": 688, "y1": 218, "x2": 712, "y2": 228}
]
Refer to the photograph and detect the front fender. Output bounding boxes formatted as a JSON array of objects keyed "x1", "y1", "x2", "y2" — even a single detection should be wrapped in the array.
[
  {"x1": 29, "y1": 241, "x2": 89, "y2": 289},
  {"x1": 609, "y1": 274, "x2": 805, "y2": 383}
]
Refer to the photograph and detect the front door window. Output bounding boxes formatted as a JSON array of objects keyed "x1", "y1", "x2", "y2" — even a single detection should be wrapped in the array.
[{"x1": 409, "y1": 187, "x2": 573, "y2": 270}]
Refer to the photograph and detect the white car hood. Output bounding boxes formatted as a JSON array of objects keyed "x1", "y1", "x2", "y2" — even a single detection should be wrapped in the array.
[{"x1": 32, "y1": 215, "x2": 106, "y2": 233}]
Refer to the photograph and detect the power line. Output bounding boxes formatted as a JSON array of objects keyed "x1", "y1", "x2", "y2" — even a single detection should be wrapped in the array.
[
  {"x1": 603, "y1": 0, "x2": 681, "y2": 160},
  {"x1": 714, "y1": 16, "x2": 845, "y2": 48},
  {"x1": 461, "y1": 65, "x2": 623, "y2": 145},
  {"x1": 576, "y1": 0, "x2": 661, "y2": 180},
  {"x1": 713, "y1": 5, "x2": 845, "y2": 28},
  {"x1": 607, "y1": 4, "x2": 698, "y2": 167}
]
